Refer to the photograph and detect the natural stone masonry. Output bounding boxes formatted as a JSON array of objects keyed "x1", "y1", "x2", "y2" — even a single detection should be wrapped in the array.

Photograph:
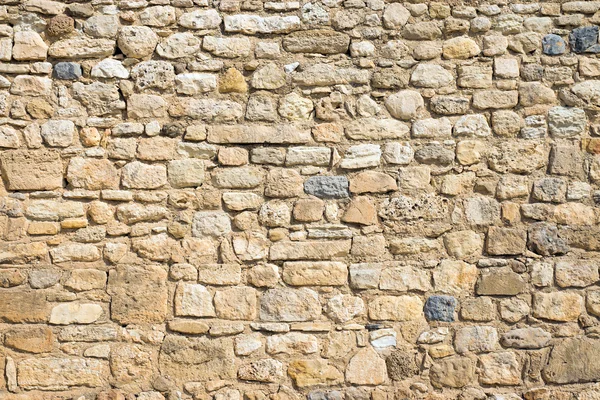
[{"x1": 2, "y1": 0, "x2": 600, "y2": 399}]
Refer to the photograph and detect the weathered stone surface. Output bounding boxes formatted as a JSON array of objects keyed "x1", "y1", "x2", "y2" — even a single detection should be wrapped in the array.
[
  {"x1": 179, "y1": 9, "x2": 221, "y2": 29},
  {"x1": 159, "y1": 335, "x2": 235, "y2": 383},
  {"x1": 49, "y1": 303, "x2": 103, "y2": 325},
  {"x1": 478, "y1": 352, "x2": 520, "y2": 385},
  {"x1": 544, "y1": 338, "x2": 600, "y2": 383},
  {"x1": 543, "y1": 34, "x2": 566, "y2": 55},
  {"x1": 5, "y1": 326, "x2": 54, "y2": 353},
  {"x1": 476, "y1": 268, "x2": 526, "y2": 295},
  {"x1": 225, "y1": 15, "x2": 301, "y2": 34},
  {"x1": 283, "y1": 30, "x2": 350, "y2": 54},
  {"x1": 304, "y1": 176, "x2": 349, "y2": 199},
  {"x1": 424, "y1": 295, "x2": 457, "y2": 322},
  {"x1": 67, "y1": 157, "x2": 119, "y2": 190},
  {"x1": 433, "y1": 260, "x2": 478, "y2": 295},
  {"x1": 48, "y1": 36, "x2": 115, "y2": 59},
  {"x1": 455, "y1": 326, "x2": 498, "y2": 354},
  {"x1": 13, "y1": 31, "x2": 48, "y2": 61},
  {"x1": 283, "y1": 262, "x2": 347, "y2": 286},
  {"x1": 501, "y1": 327, "x2": 551, "y2": 349},
  {"x1": 238, "y1": 359, "x2": 284, "y2": 382},
  {"x1": 533, "y1": 292, "x2": 583, "y2": 322},
  {"x1": 260, "y1": 288, "x2": 321, "y2": 321},
  {"x1": 270, "y1": 240, "x2": 351, "y2": 260},
  {"x1": 118, "y1": 26, "x2": 158, "y2": 58},
  {"x1": 40, "y1": 120, "x2": 74, "y2": 147},
  {"x1": 1, "y1": 149, "x2": 63, "y2": 190},
  {"x1": 430, "y1": 357, "x2": 475, "y2": 388},
  {"x1": 108, "y1": 265, "x2": 168, "y2": 324},
  {"x1": 17, "y1": 358, "x2": 108, "y2": 390},
  {"x1": 0, "y1": 291, "x2": 50, "y2": 323},
  {"x1": 121, "y1": 161, "x2": 167, "y2": 189},
  {"x1": 208, "y1": 125, "x2": 310, "y2": 144},
  {"x1": 288, "y1": 359, "x2": 344, "y2": 387},
  {"x1": 346, "y1": 347, "x2": 387, "y2": 385},
  {"x1": 215, "y1": 287, "x2": 257, "y2": 320},
  {"x1": 368, "y1": 295, "x2": 423, "y2": 321},
  {"x1": 555, "y1": 261, "x2": 599, "y2": 288}
]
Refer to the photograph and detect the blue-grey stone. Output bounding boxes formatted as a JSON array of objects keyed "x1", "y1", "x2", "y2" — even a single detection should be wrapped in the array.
[
  {"x1": 304, "y1": 176, "x2": 349, "y2": 199},
  {"x1": 542, "y1": 34, "x2": 566, "y2": 55},
  {"x1": 54, "y1": 62, "x2": 82, "y2": 80},
  {"x1": 527, "y1": 222, "x2": 569, "y2": 256},
  {"x1": 570, "y1": 26, "x2": 600, "y2": 53},
  {"x1": 424, "y1": 295, "x2": 456, "y2": 322},
  {"x1": 307, "y1": 391, "x2": 343, "y2": 400}
]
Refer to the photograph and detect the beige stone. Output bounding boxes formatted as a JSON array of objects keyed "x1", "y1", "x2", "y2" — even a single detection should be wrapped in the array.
[
  {"x1": 287, "y1": 359, "x2": 344, "y2": 387},
  {"x1": 346, "y1": 347, "x2": 388, "y2": 385},
  {"x1": 282, "y1": 262, "x2": 347, "y2": 286},
  {"x1": 368, "y1": 295, "x2": 423, "y2": 321},
  {"x1": 108, "y1": 265, "x2": 169, "y2": 324},
  {"x1": 17, "y1": 358, "x2": 108, "y2": 390},
  {"x1": 219, "y1": 67, "x2": 248, "y2": 93},
  {"x1": 533, "y1": 292, "x2": 583, "y2": 322},
  {"x1": 1, "y1": 149, "x2": 63, "y2": 190}
]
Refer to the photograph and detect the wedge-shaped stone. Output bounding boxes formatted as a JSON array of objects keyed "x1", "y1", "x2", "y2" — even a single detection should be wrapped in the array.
[
  {"x1": 269, "y1": 240, "x2": 351, "y2": 260},
  {"x1": 349, "y1": 171, "x2": 398, "y2": 194}
]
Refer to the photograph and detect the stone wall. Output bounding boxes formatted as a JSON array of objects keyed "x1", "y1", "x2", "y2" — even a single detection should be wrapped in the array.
[{"x1": 2, "y1": 0, "x2": 600, "y2": 398}]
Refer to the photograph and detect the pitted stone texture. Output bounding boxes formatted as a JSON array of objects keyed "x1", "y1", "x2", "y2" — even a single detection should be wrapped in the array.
[{"x1": 304, "y1": 176, "x2": 350, "y2": 199}]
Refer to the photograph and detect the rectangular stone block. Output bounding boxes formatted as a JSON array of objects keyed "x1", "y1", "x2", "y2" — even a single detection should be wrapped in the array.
[
  {"x1": 0, "y1": 149, "x2": 63, "y2": 190},
  {"x1": 17, "y1": 357, "x2": 108, "y2": 390},
  {"x1": 0, "y1": 290, "x2": 50, "y2": 323},
  {"x1": 208, "y1": 125, "x2": 311, "y2": 144},
  {"x1": 269, "y1": 240, "x2": 351, "y2": 261}
]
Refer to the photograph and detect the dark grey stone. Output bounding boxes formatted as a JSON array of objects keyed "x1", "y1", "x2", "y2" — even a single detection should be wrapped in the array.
[
  {"x1": 54, "y1": 62, "x2": 82, "y2": 80},
  {"x1": 424, "y1": 295, "x2": 456, "y2": 322},
  {"x1": 414, "y1": 144, "x2": 454, "y2": 166},
  {"x1": 528, "y1": 222, "x2": 569, "y2": 256},
  {"x1": 532, "y1": 177, "x2": 567, "y2": 203},
  {"x1": 304, "y1": 176, "x2": 349, "y2": 199},
  {"x1": 570, "y1": 26, "x2": 600, "y2": 53},
  {"x1": 542, "y1": 34, "x2": 567, "y2": 55}
]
